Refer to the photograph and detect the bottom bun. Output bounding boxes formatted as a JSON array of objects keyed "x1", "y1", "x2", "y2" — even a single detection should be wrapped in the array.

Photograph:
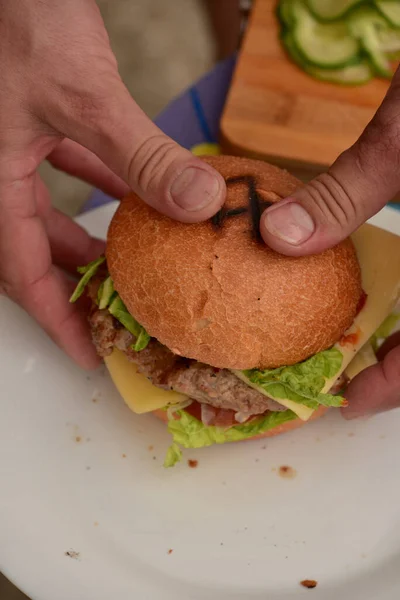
[{"x1": 152, "y1": 405, "x2": 328, "y2": 442}]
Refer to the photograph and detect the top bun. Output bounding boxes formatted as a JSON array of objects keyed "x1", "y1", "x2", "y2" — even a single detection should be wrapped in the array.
[{"x1": 106, "y1": 156, "x2": 362, "y2": 369}]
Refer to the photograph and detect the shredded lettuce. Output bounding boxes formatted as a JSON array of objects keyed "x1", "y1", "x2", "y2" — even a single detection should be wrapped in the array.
[
  {"x1": 69, "y1": 256, "x2": 105, "y2": 303},
  {"x1": 242, "y1": 347, "x2": 345, "y2": 409},
  {"x1": 134, "y1": 328, "x2": 151, "y2": 352},
  {"x1": 164, "y1": 409, "x2": 297, "y2": 467},
  {"x1": 98, "y1": 276, "x2": 115, "y2": 309},
  {"x1": 70, "y1": 259, "x2": 151, "y2": 352},
  {"x1": 108, "y1": 295, "x2": 150, "y2": 351},
  {"x1": 164, "y1": 443, "x2": 183, "y2": 468}
]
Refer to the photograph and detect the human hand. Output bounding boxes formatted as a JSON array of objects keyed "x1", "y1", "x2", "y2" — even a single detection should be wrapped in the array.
[
  {"x1": 0, "y1": 0, "x2": 225, "y2": 369},
  {"x1": 259, "y1": 67, "x2": 400, "y2": 419}
]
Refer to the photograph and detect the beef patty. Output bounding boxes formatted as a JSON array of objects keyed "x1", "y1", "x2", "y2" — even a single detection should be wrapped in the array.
[{"x1": 88, "y1": 305, "x2": 285, "y2": 418}]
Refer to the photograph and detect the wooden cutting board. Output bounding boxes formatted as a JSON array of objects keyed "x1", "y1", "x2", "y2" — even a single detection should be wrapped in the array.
[{"x1": 220, "y1": 0, "x2": 391, "y2": 180}]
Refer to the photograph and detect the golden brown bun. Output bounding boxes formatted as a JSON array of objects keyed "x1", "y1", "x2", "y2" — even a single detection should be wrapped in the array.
[
  {"x1": 107, "y1": 156, "x2": 362, "y2": 369},
  {"x1": 152, "y1": 405, "x2": 328, "y2": 440}
]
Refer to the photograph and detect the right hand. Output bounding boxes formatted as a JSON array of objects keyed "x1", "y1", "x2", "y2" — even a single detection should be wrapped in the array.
[
  {"x1": 259, "y1": 66, "x2": 400, "y2": 420},
  {"x1": 0, "y1": 0, "x2": 225, "y2": 369}
]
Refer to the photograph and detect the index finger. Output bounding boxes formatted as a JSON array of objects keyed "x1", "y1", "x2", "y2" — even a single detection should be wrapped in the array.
[{"x1": 0, "y1": 173, "x2": 99, "y2": 369}]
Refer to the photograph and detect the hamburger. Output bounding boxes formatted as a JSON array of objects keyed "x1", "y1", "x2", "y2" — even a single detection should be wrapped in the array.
[{"x1": 70, "y1": 156, "x2": 400, "y2": 466}]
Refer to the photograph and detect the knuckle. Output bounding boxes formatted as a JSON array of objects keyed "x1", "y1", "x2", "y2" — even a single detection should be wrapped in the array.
[
  {"x1": 63, "y1": 87, "x2": 114, "y2": 129},
  {"x1": 128, "y1": 135, "x2": 181, "y2": 194},
  {"x1": 302, "y1": 172, "x2": 358, "y2": 228},
  {"x1": 48, "y1": 69, "x2": 123, "y2": 135},
  {"x1": 359, "y1": 108, "x2": 400, "y2": 173}
]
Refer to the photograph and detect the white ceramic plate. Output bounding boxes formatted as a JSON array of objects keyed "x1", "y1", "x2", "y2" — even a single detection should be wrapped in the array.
[{"x1": 1, "y1": 203, "x2": 400, "y2": 600}]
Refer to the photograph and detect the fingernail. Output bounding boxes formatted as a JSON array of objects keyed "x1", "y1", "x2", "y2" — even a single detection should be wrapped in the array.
[
  {"x1": 341, "y1": 409, "x2": 374, "y2": 421},
  {"x1": 264, "y1": 202, "x2": 315, "y2": 245},
  {"x1": 171, "y1": 168, "x2": 220, "y2": 211}
]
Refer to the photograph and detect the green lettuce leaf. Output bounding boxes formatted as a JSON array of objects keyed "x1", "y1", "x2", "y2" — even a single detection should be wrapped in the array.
[
  {"x1": 164, "y1": 443, "x2": 183, "y2": 468},
  {"x1": 370, "y1": 312, "x2": 400, "y2": 352},
  {"x1": 69, "y1": 256, "x2": 105, "y2": 303},
  {"x1": 98, "y1": 276, "x2": 115, "y2": 309},
  {"x1": 134, "y1": 328, "x2": 151, "y2": 352},
  {"x1": 242, "y1": 347, "x2": 345, "y2": 409},
  {"x1": 70, "y1": 257, "x2": 151, "y2": 352},
  {"x1": 108, "y1": 295, "x2": 151, "y2": 351},
  {"x1": 164, "y1": 409, "x2": 297, "y2": 467}
]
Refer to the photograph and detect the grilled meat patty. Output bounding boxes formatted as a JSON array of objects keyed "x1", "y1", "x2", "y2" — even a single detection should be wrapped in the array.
[{"x1": 88, "y1": 304, "x2": 284, "y2": 417}]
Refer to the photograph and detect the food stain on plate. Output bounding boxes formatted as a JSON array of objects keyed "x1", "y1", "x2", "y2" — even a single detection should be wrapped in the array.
[
  {"x1": 300, "y1": 579, "x2": 317, "y2": 589},
  {"x1": 91, "y1": 388, "x2": 101, "y2": 403},
  {"x1": 65, "y1": 550, "x2": 80, "y2": 560},
  {"x1": 278, "y1": 465, "x2": 297, "y2": 479},
  {"x1": 67, "y1": 424, "x2": 86, "y2": 444},
  {"x1": 188, "y1": 459, "x2": 198, "y2": 468}
]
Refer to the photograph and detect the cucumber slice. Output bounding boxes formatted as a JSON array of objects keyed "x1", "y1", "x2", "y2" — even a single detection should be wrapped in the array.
[
  {"x1": 377, "y1": 26, "x2": 400, "y2": 54},
  {"x1": 307, "y1": 60, "x2": 373, "y2": 84},
  {"x1": 292, "y1": 1, "x2": 361, "y2": 68},
  {"x1": 306, "y1": 0, "x2": 364, "y2": 22},
  {"x1": 349, "y1": 7, "x2": 393, "y2": 78},
  {"x1": 374, "y1": 1, "x2": 400, "y2": 28},
  {"x1": 277, "y1": 0, "x2": 295, "y2": 29},
  {"x1": 283, "y1": 32, "x2": 373, "y2": 85}
]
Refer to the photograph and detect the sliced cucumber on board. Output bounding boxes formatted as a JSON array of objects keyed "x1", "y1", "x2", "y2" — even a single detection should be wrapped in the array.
[
  {"x1": 292, "y1": 1, "x2": 361, "y2": 68},
  {"x1": 307, "y1": 59, "x2": 373, "y2": 83},
  {"x1": 349, "y1": 7, "x2": 393, "y2": 77},
  {"x1": 376, "y1": 26, "x2": 400, "y2": 54},
  {"x1": 282, "y1": 32, "x2": 373, "y2": 84},
  {"x1": 306, "y1": 0, "x2": 364, "y2": 21},
  {"x1": 374, "y1": 1, "x2": 400, "y2": 28},
  {"x1": 277, "y1": 0, "x2": 295, "y2": 28},
  {"x1": 277, "y1": 0, "x2": 398, "y2": 85}
]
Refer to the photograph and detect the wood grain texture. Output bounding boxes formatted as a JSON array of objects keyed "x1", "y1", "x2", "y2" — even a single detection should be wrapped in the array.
[{"x1": 220, "y1": 0, "x2": 391, "y2": 172}]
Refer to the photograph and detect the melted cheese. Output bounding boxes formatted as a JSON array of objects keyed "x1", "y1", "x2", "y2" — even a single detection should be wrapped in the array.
[
  {"x1": 345, "y1": 342, "x2": 377, "y2": 381},
  {"x1": 321, "y1": 224, "x2": 400, "y2": 394},
  {"x1": 233, "y1": 370, "x2": 315, "y2": 421},
  {"x1": 265, "y1": 398, "x2": 314, "y2": 421},
  {"x1": 105, "y1": 224, "x2": 400, "y2": 419},
  {"x1": 104, "y1": 349, "x2": 187, "y2": 414}
]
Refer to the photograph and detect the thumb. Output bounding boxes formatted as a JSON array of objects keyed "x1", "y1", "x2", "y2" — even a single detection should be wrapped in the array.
[
  {"x1": 45, "y1": 81, "x2": 226, "y2": 223},
  {"x1": 260, "y1": 67, "x2": 400, "y2": 256}
]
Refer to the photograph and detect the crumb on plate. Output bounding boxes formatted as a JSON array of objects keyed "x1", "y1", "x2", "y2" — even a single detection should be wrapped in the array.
[
  {"x1": 278, "y1": 465, "x2": 297, "y2": 479},
  {"x1": 300, "y1": 580, "x2": 317, "y2": 589}
]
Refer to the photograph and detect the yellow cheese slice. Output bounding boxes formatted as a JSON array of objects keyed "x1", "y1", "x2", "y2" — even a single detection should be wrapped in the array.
[
  {"x1": 104, "y1": 349, "x2": 187, "y2": 414},
  {"x1": 345, "y1": 342, "x2": 377, "y2": 381},
  {"x1": 233, "y1": 370, "x2": 315, "y2": 421},
  {"x1": 270, "y1": 398, "x2": 314, "y2": 420},
  {"x1": 322, "y1": 223, "x2": 400, "y2": 394},
  {"x1": 105, "y1": 224, "x2": 400, "y2": 419}
]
